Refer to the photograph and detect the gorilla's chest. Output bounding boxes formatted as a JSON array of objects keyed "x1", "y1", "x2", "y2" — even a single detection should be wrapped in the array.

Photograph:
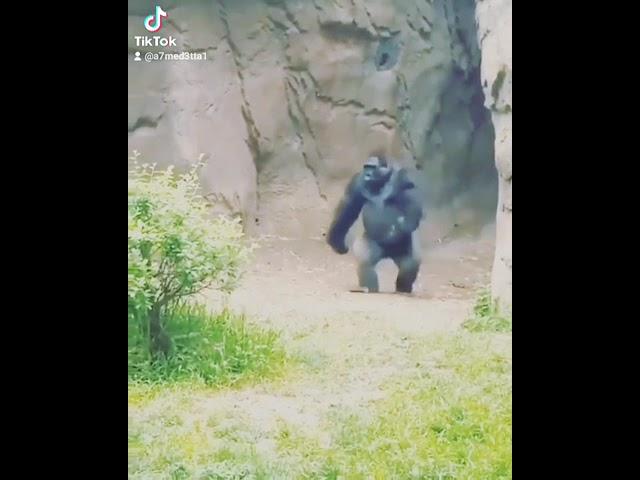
[{"x1": 361, "y1": 203, "x2": 407, "y2": 243}]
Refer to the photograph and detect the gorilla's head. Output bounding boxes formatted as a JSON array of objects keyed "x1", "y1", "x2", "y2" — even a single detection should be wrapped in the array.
[{"x1": 362, "y1": 156, "x2": 392, "y2": 193}]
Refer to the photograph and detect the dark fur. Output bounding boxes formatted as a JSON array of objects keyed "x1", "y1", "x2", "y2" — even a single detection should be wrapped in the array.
[{"x1": 327, "y1": 159, "x2": 424, "y2": 293}]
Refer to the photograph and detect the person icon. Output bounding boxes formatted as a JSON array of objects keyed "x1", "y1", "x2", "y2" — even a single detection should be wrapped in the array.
[{"x1": 134, "y1": 52, "x2": 142, "y2": 62}]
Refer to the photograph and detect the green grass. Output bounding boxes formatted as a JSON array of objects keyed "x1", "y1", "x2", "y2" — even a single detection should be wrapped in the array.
[
  {"x1": 463, "y1": 289, "x2": 512, "y2": 333},
  {"x1": 128, "y1": 305, "x2": 288, "y2": 391},
  {"x1": 320, "y1": 333, "x2": 512, "y2": 479},
  {"x1": 128, "y1": 331, "x2": 512, "y2": 479},
  {"x1": 264, "y1": 333, "x2": 512, "y2": 479}
]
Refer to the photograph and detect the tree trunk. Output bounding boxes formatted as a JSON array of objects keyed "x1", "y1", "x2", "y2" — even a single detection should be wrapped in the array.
[{"x1": 148, "y1": 305, "x2": 171, "y2": 359}]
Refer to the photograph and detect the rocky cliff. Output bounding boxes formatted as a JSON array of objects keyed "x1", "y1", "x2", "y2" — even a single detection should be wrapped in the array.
[
  {"x1": 475, "y1": 0, "x2": 512, "y2": 307},
  {"x1": 128, "y1": 0, "x2": 512, "y2": 306}
]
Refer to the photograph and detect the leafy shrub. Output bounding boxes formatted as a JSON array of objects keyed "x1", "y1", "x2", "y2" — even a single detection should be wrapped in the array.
[{"x1": 128, "y1": 155, "x2": 253, "y2": 357}]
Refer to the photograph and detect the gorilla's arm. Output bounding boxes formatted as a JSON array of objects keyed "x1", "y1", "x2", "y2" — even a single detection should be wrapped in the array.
[
  {"x1": 327, "y1": 174, "x2": 366, "y2": 254},
  {"x1": 395, "y1": 188, "x2": 424, "y2": 234},
  {"x1": 372, "y1": 167, "x2": 424, "y2": 235}
]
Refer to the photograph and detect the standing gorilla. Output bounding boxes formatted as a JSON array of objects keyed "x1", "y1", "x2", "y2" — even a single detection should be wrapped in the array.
[{"x1": 327, "y1": 155, "x2": 424, "y2": 293}]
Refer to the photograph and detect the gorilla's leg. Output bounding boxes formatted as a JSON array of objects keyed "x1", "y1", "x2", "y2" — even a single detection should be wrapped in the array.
[
  {"x1": 394, "y1": 255, "x2": 420, "y2": 293},
  {"x1": 353, "y1": 234, "x2": 384, "y2": 292},
  {"x1": 393, "y1": 232, "x2": 422, "y2": 293}
]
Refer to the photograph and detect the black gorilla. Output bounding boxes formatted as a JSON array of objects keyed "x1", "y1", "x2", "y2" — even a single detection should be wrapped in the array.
[{"x1": 327, "y1": 156, "x2": 424, "y2": 293}]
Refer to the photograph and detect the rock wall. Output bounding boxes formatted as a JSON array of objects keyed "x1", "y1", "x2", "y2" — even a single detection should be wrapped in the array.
[
  {"x1": 475, "y1": 0, "x2": 512, "y2": 308},
  {"x1": 128, "y1": 0, "x2": 498, "y2": 241}
]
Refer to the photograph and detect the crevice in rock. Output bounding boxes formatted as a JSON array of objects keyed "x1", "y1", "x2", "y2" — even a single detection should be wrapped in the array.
[
  {"x1": 490, "y1": 68, "x2": 506, "y2": 107},
  {"x1": 362, "y1": 108, "x2": 397, "y2": 131},
  {"x1": 266, "y1": 0, "x2": 306, "y2": 34},
  {"x1": 128, "y1": 114, "x2": 163, "y2": 133},
  {"x1": 396, "y1": 74, "x2": 418, "y2": 160},
  {"x1": 406, "y1": 16, "x2": 432, "y2": 44},
  {"x1": 284, "y1": 75, "x2": 327, "y2": 201},
  {"x1": 267, "y1": 16, "x2": 289, "y2": 34},
  {"x1": 364, "y1": 107, "x2": 396, "y2": 120},
  {"x1": 216, "y1": 0, "x2": 264, "y2": 219},
  {"x1": 315, "y1": 95, "x2": 365, "y2": 110},
  {"x1": 361, "y1": 3, "x2": 401, "y2": 38},
  {"x1": 260, "y1": 12, "x2": 327, "y2": 203},
  {"x1": 216, "y1": 1, "x2": 262, "y2": 162},
  {"x1": 283, "y1": 5, "x2": 305, "y2": 33},
  {"x1": 480, "y1": 29, "x2": 491, "y2": 45},
  {"x1": 319, "y1": 20, "x2": 376, "y2": 43},
  {"x1": 370, "y1": 120, "x2": 395, "y2": 131}
]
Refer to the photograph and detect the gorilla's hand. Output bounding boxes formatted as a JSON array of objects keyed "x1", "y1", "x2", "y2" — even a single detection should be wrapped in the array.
[
  {"x1": 330, "y1": 241, "x2": 349, "y2": 255},
  {"x1": 327, "y1": 229, "x2": 349, "y2": 254}
]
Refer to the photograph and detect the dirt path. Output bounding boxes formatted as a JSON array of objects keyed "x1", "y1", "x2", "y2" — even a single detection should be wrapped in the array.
[{"x1": 154, "y1": 228, "x2": 498, "y2": 451}]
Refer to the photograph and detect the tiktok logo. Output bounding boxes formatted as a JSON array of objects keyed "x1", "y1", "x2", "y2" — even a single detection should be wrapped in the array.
[{"x1": 144, "y1": 6, "x2": 168, "y2": 33}]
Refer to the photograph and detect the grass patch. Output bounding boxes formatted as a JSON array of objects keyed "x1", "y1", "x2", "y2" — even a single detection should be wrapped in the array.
[
  {"x1": 129, "y1": 331, "x2": 511, "y2": 479},
  {"x1": 128, "y1": 305, "x2": 288, "y2": 390},
  {"x1": 299, "y1": 333, "x2": 513, "y2": 479},
  {"x1": 463, "y1": 289, "x2": 512, "y2": 333}
]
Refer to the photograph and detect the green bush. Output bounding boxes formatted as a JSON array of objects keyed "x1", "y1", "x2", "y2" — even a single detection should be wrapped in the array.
[{"x1": 128, "y1": 155, "x2": 253, "y2": 358}]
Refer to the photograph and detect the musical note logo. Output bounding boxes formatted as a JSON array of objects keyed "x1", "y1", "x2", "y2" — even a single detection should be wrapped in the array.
[{"x1": 144, "y1": 6, "x2": 168, "y2": 33}]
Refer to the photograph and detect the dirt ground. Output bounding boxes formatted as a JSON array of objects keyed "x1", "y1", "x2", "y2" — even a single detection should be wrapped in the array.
[
  {"x1": 158, "y1": 224, "x2": 499, "y2": 448},
  {"x1": 210, "y1": 225, "x2": 495, "y2": 330}
]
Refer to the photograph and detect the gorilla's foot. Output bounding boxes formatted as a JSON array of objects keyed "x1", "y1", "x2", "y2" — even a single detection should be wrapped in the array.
[{"x1": 349, "y1": 286, "x2": 370, "y2": 293}]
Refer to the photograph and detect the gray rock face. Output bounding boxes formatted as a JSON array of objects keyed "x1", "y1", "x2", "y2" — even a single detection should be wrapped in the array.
[
  {"x1": 128, "y1": 0, "x2": 510, "y2": 303},
  {"x1": 476, "y1": 0, "x2": 512, "y2": 308}
]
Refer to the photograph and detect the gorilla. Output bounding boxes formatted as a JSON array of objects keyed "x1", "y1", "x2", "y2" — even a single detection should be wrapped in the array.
[{"x1": 327, "y1": 155, "x2": 424, "y2": 294}]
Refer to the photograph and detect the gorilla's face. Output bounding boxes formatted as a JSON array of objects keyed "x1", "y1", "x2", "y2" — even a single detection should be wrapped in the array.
[{"x1": 362, "y1": 157, "x2": 391, "y2": 193}]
